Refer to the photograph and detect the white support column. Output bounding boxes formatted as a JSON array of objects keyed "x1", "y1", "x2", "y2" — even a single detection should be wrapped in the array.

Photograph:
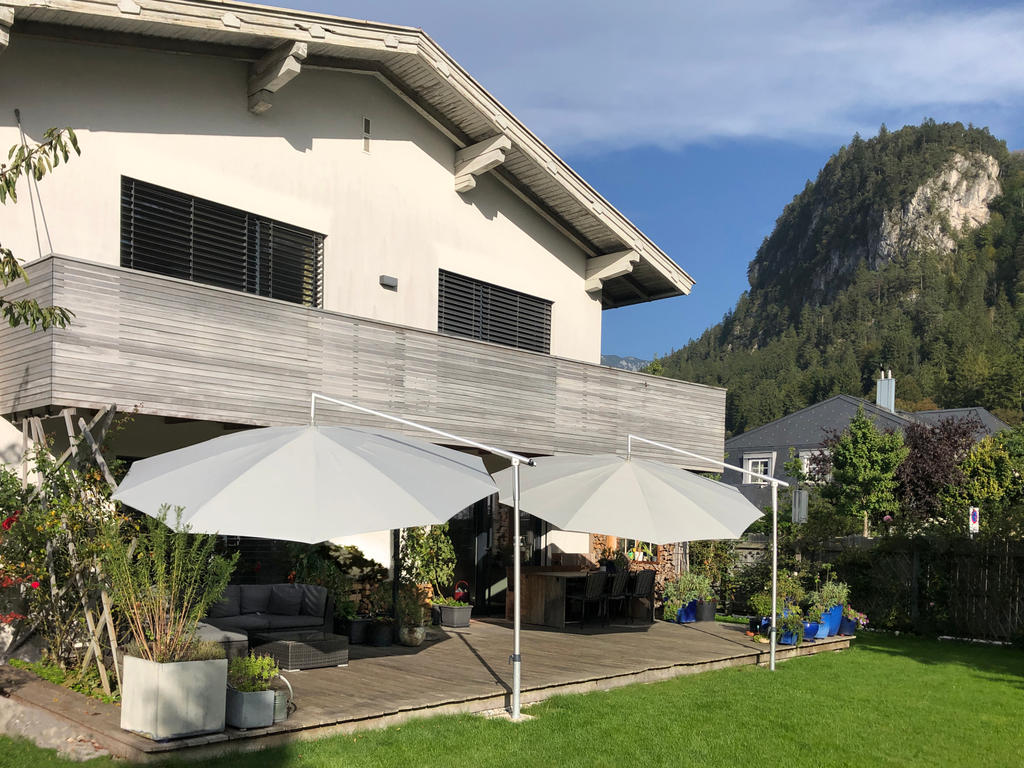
[
  {"x1": 454, "y1": 135, "x2": 512, "y2": 193},
  {"x1": 248, "y1": 41, "x2": 308, "y2": 114}
]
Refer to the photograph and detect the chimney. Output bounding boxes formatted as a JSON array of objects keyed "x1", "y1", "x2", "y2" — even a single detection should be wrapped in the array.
[{"x1": 876, "y1": 370, "x2": 896, "y2": 413}]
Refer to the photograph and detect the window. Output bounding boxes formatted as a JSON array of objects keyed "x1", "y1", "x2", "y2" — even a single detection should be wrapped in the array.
[
  {"x1": 742, "y1": 452, "x2": 774, "y2": 485},
  {"x1": 437, "y1": 269, "x2": 552, "y2": 354},
  {"x1": 798, "y1": 448, "x2": 830, "y2": 483},
  {"x1": 120, "y1": 177, "x2": 324, "y2": 308},
  {"x1": 362, "y1": 117, "x2": 371, "y2": 153},
  {"x1": 618, "y1": 538, "x2": 656, "y2": 563}
]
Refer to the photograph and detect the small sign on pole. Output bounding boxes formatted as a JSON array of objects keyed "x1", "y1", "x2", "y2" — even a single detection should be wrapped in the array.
[{"x1": 969, "y1": 506, "x2": 980, "y2": 534}]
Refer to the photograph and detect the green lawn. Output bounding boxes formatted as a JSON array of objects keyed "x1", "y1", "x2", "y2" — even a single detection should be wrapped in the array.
[{"x1": 2, "y1": 633, "x2": 1021, "y2": 768}]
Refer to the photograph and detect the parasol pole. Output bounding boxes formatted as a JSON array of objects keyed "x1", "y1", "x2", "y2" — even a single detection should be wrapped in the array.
[
  {"x1": 770, "y1": 479, "x2": 778, "y2": 671},
  {"x1": 311, "y1": 392, "x2": 535, "y2": 716},
  {"x1": 511, "y1": 458, "x2": 523, "y2": 718}
]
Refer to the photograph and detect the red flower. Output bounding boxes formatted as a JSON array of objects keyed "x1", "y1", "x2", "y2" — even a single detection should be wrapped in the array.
[
  {"x1": 30, "y1": 580, "x2": 40, "y2": 589},
  {"x1": 2, "y1": 518, "x2": 13, "y2": 531}
]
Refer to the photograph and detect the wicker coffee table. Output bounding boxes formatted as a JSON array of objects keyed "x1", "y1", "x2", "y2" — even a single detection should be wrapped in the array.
[{"x1": 250, "y1": 630, "x2": 350, "y2": 671}]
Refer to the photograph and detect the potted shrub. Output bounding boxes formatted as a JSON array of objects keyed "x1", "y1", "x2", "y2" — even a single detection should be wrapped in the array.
[
  {"x1": 663, "y1": 572, "x2": 714, "y2": 623},
  {"x1": 433, "y1": 595, "x2": 473, "y2": 627},
  {"x1": 816, "y1": 581, "x2": 850, "y2": 636},
  {"x1": 397, "y1": 583, "x2": 429, "y2": 647},
  {"x1": 103, "y1": 506, "x2": 238, "y2": 741},
  {"x1": 840, "y1": 605, "x2": 868, "y2": 635},
  {"x1": 225, "y1": 652, "x2": 278, "y2": 730},
  {"x1": 366, "y1": 581, "x2": 394, "y2": 646},
  {"x1": 778, "y1": 609, "x2": 805, "y2": 645},
  {"x1": 691, "y1": 574, "x2": 717, "y2": 622},
  {"x1": 802, "y1": 605, "x2": 823, "y2": 642},
  {"x1": 400, "y1": 524, "x2": 470, "y2": 628}
]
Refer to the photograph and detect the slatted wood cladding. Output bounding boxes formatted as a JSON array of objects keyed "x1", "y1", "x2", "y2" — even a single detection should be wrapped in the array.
[
  {"x1": 120, "y1": 177, "x2": 323, "y2": 308},
  {"x1": 0, "y1": 257, "x2": 725, "y2": 469}
]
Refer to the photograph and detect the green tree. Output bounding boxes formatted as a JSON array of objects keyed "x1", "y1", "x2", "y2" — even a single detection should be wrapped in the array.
[
  {"x1": 820, "y1": 408, "x2": 908, "y2": 536},
  {"x1": 1, "y1": 127, "x2": 78, "y2": 329}
]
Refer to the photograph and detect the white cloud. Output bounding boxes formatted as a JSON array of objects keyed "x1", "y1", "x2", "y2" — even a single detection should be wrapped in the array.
[{"x1": 297, "y1": 1, "x2": 1024, "y2": 151}]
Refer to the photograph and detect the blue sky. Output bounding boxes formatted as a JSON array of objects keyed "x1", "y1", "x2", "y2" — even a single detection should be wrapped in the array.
[{"x1": 293, "y1": 1, "x2": 1024, "y2": 360}]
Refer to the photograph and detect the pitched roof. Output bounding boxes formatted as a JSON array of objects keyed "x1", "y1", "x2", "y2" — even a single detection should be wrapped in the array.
[
  {"x1": 726, "y1": 395, "x2": 1010, "y2": 452},
  {"x1": 3, "y1": 0, "x2": 693, "y2": 309},
  {"x1": 910, "y1": 407, "x2": 1011, "y2": 438},
  {"x1": 725, "y1": 395, "x2": 910, "y2": 451}
]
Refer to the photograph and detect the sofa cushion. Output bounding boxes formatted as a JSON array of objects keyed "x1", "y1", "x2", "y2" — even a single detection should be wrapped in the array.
[
  {"x1": 240, "y1": 584, "x2": 272, "y2": 614},
  {"x1": 300, "y1": 585, "x2": 328, "y2": 618},
  {"x1": 207, "y1": 585, "x2": 241, "y2": 619},
  {"x1": 263, "y1": 614, "x2": 324, "y2": 629},
  {"x1": 195, "y1": 621, "x2": 247, "y2": 645},
  {"x1": 269, "y1": 584, "x2": 303, "y2": 616},
  {"x1": 205, "y1": 613, "x2": 272, "y2": 632}
]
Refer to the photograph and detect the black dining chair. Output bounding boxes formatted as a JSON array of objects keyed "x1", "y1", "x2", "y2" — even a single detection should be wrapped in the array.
[
  {"x1": 603, "y1": 569, "x2": 631, "y2": 624},
  {"x1": 625, "y1": 569, "x2": 656, "y2": 624},
  {"x1": 567, "y1": 571, "x2": 608, "y2": 627}
]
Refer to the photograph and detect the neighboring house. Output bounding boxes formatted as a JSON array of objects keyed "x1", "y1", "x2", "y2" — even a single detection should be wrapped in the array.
[
  {"x1": 724, "y1": 373, "x2": 1010, "y2": 507},
  {"x1": 0, "y1": 1, "x2": 725, "y2": 612}
]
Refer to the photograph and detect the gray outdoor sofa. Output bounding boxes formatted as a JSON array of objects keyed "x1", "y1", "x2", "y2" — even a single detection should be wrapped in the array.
[{"x1": 196, "y1": 583, "x2": 335, "y2": 659}]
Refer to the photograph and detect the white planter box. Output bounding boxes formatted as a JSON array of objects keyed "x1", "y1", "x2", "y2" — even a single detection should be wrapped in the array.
[
  {"x1": 120, "y1": 654, "x2": 227, "y2": 740},
  {"x1": 225, "y1": 687, "x2": 275, "y2": 729}
]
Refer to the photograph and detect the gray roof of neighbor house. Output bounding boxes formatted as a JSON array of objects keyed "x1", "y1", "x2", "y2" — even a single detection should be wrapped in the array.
[
  {"x1": 725, "y1": 394, "x2": 1011, "y2": 455},
  {"x1": 1, "y1": 0, "x2": 694, "y2": 309},
  {"x1": 726, "y1": 395, "x2": 908, "y2": 453},
  {"x1": 912, "y1": 407, "x2": 1011, "y2": 438}
]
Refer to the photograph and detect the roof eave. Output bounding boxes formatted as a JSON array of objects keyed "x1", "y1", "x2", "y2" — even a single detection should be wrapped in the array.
[{"x1": 5, "y1": 0, "x2": 693, "y2": 301}]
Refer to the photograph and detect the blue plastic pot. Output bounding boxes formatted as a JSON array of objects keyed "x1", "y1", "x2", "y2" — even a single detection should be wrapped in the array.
[
  {"x1": 677, "y1": 600, "x2": 697, "y2": 623},
  {"x1": 826, "y1": 605, "x2": 843, "y2": 636},
  {"x1": 778, "y1": 630, "x2": 797, "y2": 645},
  {"x1": 814, "y1": 619, "x2": 829, "y2": 639},
  {"x1": 802, "y1": 621, "x2": 818, "y2": 640},
  {"x1": 838, "y1": 617, "x2": 858, "y2": 635}
]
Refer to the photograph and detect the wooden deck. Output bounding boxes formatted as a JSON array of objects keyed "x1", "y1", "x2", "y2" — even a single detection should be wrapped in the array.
[{"x1": 0, "y1": 620, "x2": 851, "y2": 763}]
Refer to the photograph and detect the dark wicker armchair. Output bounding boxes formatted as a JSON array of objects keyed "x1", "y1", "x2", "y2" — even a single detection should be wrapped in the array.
[
  {"x1": 625, "y1": 569, "x2": 656, "y2": 624},
  {"x1": 567, "y1": 571, "x2": 608, "y2": 627}
]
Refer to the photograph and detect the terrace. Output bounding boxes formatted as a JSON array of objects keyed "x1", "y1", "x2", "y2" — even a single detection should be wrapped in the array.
[{"x1": 0, "y1": 619, "x2": 851, "y2": 762}]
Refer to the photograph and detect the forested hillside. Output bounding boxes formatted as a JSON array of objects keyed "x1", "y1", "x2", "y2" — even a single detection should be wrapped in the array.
[{"x1": 658, "y1": 121, "x2": 1024, "y2": 435}]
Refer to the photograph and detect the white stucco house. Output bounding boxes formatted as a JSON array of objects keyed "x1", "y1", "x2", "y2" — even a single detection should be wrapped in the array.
[{"x1": 0, "y1": 0, "x2": 725, "y2": 610}]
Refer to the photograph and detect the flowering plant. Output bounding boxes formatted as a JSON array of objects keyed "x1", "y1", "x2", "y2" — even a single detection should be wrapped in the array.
[
  {"x1": 843, "y1": 605, "x2": 869, "y2": 626},
  {"x1": 0, "y1": 452, "x2": 122, "y2": 666}
]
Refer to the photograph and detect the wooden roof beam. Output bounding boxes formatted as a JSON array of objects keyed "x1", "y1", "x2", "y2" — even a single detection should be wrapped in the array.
[
  {"x1": 454, "y1": 135, "x2": 512, "y2": 193},
  {"x1": 248, "y1": 40, "x2": 307, "y2": 115},
  {"x1": 585, "y1": 250, "x2": 641, "y2": 293},
  {"x1": 0, "y1": 7, "x2": 14, "y2": 52}
]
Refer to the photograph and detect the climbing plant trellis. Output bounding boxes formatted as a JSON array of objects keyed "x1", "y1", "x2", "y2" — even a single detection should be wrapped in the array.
[{"x1": 11, "y1": 405, "x2": 121, "y2": 695}]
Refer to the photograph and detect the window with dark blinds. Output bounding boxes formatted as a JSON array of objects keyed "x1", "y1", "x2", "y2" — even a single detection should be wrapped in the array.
[
  {"x1": 438, "y1": 270, "x2": 552, "y2": 354},
  {"x1": 120, "y1": 177, "x2": 324, "y2": 308}
]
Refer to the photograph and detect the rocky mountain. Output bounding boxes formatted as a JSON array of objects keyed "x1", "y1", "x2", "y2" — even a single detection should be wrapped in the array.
[
  {"x1": 602, "y1": 354, "x2": 649, "y2": 372},
  {"x1": 657, "y1": 121, "x2": 1024, "y2": 435}
]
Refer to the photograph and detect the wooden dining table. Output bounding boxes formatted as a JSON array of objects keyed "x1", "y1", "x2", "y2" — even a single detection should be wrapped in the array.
[{"x1": 506, "y1": 566, "x2": 590, "y2": 630}]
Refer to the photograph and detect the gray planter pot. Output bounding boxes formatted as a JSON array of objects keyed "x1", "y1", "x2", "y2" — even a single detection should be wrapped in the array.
[
  {"x1": 437, "y1": 605, "x2": 472, "y2": 628},
  {"x1": 120, "y1": 654, "x2": 227, "y2": 741},
  {"x1": 695, "y1": 599, "x2": 717, "y2": 622},
  {"x1": 398, "y1": 625, "x2": 426, "y2": 646},
  {"x1": 225, "y1": 686, "x2": 275, "y2": 730}
]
